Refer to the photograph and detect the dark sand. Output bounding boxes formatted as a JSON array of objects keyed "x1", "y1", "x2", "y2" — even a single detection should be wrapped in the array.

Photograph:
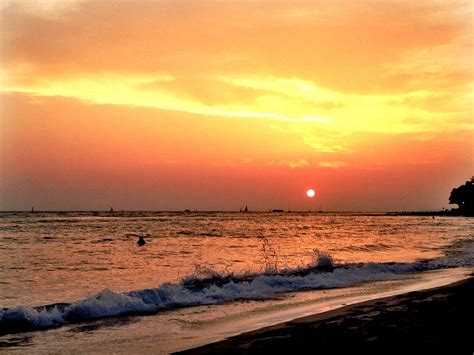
[{"x1": 179, "y1": 277, "x2": 474, "y2": 354}]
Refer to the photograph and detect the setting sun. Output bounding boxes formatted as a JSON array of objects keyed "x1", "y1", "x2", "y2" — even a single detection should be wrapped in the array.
[
  {"x1": 306, "y1": 189, "x2": 316, "y2": 198},
  {"x1": 0, "y1": 0, "x2": 472, "y2": 212}
]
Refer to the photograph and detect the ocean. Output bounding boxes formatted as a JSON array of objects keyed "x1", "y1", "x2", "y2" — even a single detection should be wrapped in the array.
[{"x1": 1, "y1": 212, "x2": 473, "y2": 352}]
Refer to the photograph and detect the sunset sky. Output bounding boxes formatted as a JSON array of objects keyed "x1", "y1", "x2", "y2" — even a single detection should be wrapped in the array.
[{"x1": 0, "y1": 0, "x2": 472, "y2": 211}]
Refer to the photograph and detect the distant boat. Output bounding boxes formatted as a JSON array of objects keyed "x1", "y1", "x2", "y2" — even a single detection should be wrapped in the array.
[
  {"x1": 110, "y1": 207, "x2": 114, "y2": 213},
  {"x1": 31, "y1": 207, "x2": 34, "y2": 213},
  {"x1": 272, "y1": 209, "x2": 285, "y2": 213},
  {"x1": 244, "y1": 205, "x2": 248, "y2": 212}
]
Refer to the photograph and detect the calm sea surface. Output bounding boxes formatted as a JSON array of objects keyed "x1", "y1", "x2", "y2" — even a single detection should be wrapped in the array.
[{"x1": 1, "y1": 212, "x2": 472, "y2": 308}]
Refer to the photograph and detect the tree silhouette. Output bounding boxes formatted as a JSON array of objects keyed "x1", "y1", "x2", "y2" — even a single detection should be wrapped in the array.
[{"x1": 449, "y1": 177, "x2": 474, "y2": 216}]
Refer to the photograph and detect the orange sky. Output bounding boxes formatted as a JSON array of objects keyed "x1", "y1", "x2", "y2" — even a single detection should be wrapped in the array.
[{"x1": 0, "y1": 0, "x2": 472, "y2": 211}]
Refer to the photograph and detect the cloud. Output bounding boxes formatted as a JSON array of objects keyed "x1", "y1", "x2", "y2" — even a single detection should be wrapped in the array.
[
  {"x1": 137, "y1": 75, "x2": 263, "y2": 106},
  {"x1": 289, "y1": 159, "x2": 309, "y2": 169},
  {"x1": 264, "y1": 159, "x2": 310, "y2": 169},
  {"x1": 1, "y1": 0, "x2": 470, "y2": 94},
  {"x1": 1, "y1": 0, "x2": 471, "y2": 149},
  {"x1": 318, "y1": 161, "x2": 348, "y2": 168}
]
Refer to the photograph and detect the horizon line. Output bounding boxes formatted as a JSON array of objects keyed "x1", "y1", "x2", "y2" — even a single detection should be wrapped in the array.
[{"x1": 0, "y1": 209, "x2": 452, "y2": 214}]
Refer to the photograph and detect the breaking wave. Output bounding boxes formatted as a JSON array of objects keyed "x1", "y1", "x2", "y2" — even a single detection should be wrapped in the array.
[{"x1": 1, "y1": 239, "x2": 473, "y2": 335}]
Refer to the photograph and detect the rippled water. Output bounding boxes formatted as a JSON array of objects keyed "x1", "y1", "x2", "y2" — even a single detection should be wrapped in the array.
[{"x1": 0, "y1": 212, "x2": 472, "y2": 308}]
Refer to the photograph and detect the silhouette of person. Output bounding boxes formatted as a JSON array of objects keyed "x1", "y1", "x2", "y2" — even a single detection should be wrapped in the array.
[{"x1": 137, "y1": 236, "x2": 146, "y2": 246}]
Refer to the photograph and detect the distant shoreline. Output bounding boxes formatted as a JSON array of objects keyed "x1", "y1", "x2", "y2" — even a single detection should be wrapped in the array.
[
  {"x1": 0, "y1": 210, "x2": 470, "y2": 216},
  {"x1": 386, "y1": 210, "x2": 472, "y2": 217}
]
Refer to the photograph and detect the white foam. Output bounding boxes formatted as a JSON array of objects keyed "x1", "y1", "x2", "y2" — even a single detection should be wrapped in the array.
[
  {"x1": 67, "y1": 289, "x2": 155, "y2": 319},
  {"x1": 2, "y1": 239, "x2": 473, "y2": 334},
  {"x1": 1, "y1": 305, "x2": 64, "y2": 329}
]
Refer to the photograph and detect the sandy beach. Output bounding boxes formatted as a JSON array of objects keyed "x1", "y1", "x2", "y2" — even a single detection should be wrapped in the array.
[{"x1": 180, "y1": 275, "x2": 474, "y2": 353}]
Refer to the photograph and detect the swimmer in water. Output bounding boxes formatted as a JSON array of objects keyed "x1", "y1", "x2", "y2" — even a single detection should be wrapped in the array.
[{"x1": 137, "y1": 236, "x2": 146, "y2": 246}]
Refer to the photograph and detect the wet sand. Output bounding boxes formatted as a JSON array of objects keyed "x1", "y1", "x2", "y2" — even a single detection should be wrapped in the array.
[{"x1": 180, "y1": 276, "x2": 474, "y2": 353}]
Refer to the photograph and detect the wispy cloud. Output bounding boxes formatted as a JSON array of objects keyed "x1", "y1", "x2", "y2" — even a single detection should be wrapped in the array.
[
  {"x1": 265, "y1": 159, "x2": 311, "y2": 169},
  {"x1": 289, "y1": 159, "x2": 310, "y2": 168},
  {"x1": 318, "y1": 161, "x2": 348, "y2": 168}
]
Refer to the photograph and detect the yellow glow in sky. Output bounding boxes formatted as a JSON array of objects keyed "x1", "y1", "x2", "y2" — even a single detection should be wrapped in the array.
[{"x1": 0, "y1": 0, "x2": 472, "y2": 211}]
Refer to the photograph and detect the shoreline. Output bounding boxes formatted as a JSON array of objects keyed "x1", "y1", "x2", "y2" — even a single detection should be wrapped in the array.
[
  {"x1": 0, "y1": 268, "x2": 471, "y2": 353},
  {"x1": 179, "y1": 275, "x2": 474, "y2": 353}
]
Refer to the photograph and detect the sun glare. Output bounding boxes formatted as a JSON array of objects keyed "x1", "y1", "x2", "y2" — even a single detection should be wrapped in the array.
[{"x1": 306, "y1": 189, "x2": 316, "y2": 198}]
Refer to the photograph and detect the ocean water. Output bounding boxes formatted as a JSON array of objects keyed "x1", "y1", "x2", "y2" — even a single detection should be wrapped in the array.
[{"x1": 0, "y1": 212, "x2": 473, "y2": 340}]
